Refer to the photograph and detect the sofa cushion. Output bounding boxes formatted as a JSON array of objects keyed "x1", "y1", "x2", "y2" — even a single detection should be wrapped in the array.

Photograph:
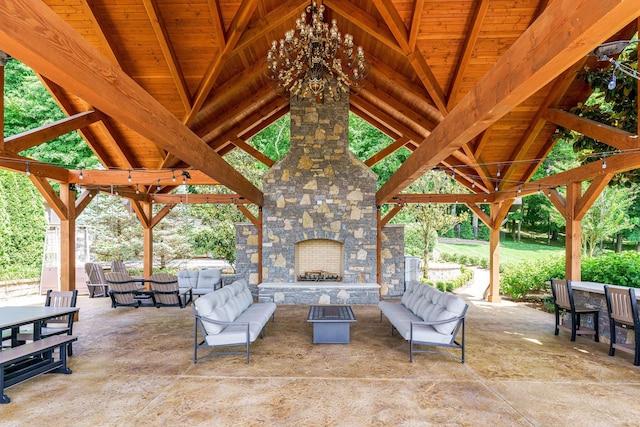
[
  {"x1": 194, "y1": 292, "x2": 230, "y2": 334},
  {"x1": 178, "y1": 270, "x2": 199, "y2": 289},
  {"x1": 196, "y1": 269, "x2": 222, "y2": 290},
  {"x1": 423, "y1": 293, "x2": 467, "y2": 335}
]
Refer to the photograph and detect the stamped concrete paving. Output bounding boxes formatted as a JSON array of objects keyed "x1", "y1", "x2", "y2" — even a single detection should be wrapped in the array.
[{"x1": 2, "y1": 276, "x2": 639, "y2": 426}]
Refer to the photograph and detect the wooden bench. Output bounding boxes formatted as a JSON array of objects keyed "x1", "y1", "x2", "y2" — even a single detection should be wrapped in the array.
[{"x1": 0, "y1": 335, "x2": 78, "y2": 404}]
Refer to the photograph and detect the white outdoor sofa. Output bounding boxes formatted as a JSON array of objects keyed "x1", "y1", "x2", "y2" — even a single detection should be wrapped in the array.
[
  {"x1": 193, "y1": 279, "x2": 276, "y2": 364},
  {"x1": 379, "y1": 281, "x2": 468, "y2": 363},
  {"x1": 178, "y1": 269, "x2": 223, "y2": 297}
]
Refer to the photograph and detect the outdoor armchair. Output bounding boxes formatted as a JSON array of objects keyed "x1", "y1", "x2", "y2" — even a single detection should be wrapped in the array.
[
  {"x1": 604, "y1": 285, "x2": 640, "y2": 366},
  {"x1": 84, "y1": 262, "x2": 109, "y2": 298},
  {"x1": 551, "y1": 278, "x2": 599, "y2": 342},
  {"x1": 149, "y1": 273, "x2": 192, "y2": 308},
  {"x1": 106, "y1": 272, "x2": 147, "y2": 308}
]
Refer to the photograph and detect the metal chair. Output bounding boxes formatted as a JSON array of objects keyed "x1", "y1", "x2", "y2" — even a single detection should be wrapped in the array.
[
  {"x1": 604, "y1": 285, "x2": 640, "y2": 366},
  {"x1": 550, "y1": 278, "x2": 599, "y2": 342},
  {"x1": 18, "y1": 289, "x2": 78, "y2": 356}
]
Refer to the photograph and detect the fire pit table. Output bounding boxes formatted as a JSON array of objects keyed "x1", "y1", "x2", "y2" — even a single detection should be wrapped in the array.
[{"x1": 307, "y1": 305, "x2": 356, "y2": 344}]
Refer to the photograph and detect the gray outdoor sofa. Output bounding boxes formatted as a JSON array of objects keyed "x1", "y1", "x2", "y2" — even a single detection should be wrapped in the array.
[
  {"x1": 193, "y1": 279, "x2": 276, "y2": 364},
  {"x1": 379, "y1": 281, "x2": 468, "y2": 362}
]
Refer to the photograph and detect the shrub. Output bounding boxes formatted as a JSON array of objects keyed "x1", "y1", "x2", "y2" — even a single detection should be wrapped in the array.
[
  {"x1": 500, "y1": 257, "x2": 565, "y2": 299},
  {"x1": 581, "y1": 252, "x2": 640, "y2": 288}
]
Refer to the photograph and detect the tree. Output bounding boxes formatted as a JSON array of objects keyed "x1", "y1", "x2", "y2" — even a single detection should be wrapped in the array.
[
  {"x1": 403, "y1": 171, "x2": 469, "y2": 277},
  {"x1": 79, "y1": 194, "x2": 143, "y2": 262},
  {"x1": 581, "y1": 186, "x2": 635, "y2": 257}
]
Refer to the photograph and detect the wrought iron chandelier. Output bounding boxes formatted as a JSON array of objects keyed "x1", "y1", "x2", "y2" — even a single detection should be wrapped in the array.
[{"x1": 264, "y1": 0, "x2": 369, "y2": 103}]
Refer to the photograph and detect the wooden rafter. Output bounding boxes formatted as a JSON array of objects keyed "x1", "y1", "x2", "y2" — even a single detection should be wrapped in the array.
[
  {"x1": 141, "y1": 0, "x2": 191, "y2": 112},
  {"x1": 4, "y1": 110, "x2": 101, "y2": 153},
  {"x1": 376, "y1": 0, "x2": 640, "y2": 205},
  {"x1": 184, "y1": 0, "x2": 260, "y2": 126},
  {"x1": 544, "y1": 108, "x2": 640, "y2": 150},
  {"x1": 371, "y1": 0, "x2": 448, "y2": 115},
  {"x1": 447, "y1": 0, "x2": 490, "y2": 110},
  {"x1": 408, "y1": 0, "x2": 424, "y2": 52},
  {"x1": 365, "y1": 136, "x2": 411, "y2": 167},
  {"x1": 81, "y1": 0, "x2": 121, "y2": 67},
  {"x1": 233, "y1": 0, "x2": 308, "y2": 53}
]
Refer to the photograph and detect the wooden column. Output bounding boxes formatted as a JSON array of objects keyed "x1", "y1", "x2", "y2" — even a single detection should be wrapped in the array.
[
  {"x1": 0, "y1": 57, "x2": 4, "y2": 151},
  {"x1": 59, "y1": 184, "x2": 76, "y2": 291},
  {"x1": 565, "y1": 182, "x2": 582, "y2": 281},
  {"x1": 142, "y1": 202, "x2": 153, "y2": 281},
  {"x1": 487, "y1": 203, "x2": 502, "y2": 303}
]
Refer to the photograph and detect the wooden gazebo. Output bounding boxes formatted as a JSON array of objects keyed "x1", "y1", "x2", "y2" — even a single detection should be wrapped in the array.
[{"x1": 0, "y1": 0, "x2": 639, "y2": 301}]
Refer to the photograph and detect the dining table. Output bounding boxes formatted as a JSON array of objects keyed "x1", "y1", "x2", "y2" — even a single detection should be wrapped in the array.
[{"x1": 0, "y1": 306, "x2": 79, "y2": 347}]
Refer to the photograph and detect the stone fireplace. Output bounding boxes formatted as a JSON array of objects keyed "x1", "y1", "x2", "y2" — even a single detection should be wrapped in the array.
[{"x1": 235, "y1": 90, "x2": 405, "y2": 304}]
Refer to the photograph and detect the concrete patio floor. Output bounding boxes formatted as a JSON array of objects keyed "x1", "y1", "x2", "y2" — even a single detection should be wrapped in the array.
[{"x1": 2, "y1": 274, "x2": 640, "y2": 426}]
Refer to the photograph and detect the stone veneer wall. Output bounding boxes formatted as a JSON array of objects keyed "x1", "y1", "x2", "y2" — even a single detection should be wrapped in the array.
[
  {"x1": 260, "y1": 92, "x2": 378, "y2": 283},
  {"x1": 380, "y1": 224, "x2": 405, "y2": 296}
]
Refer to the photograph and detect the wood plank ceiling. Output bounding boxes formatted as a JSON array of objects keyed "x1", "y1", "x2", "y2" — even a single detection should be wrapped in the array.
[{"x1": 0, "y1": 0, "x2": 639, "y2": 208}]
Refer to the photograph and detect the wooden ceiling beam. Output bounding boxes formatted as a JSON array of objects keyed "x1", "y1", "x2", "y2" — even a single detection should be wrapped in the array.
[
  {"x1": 544, "y1": 108, "x2": 640, "y2": 150},
  {"x1": 393, "y1": 193, "x2": 492, "y2": 205},
  {"x1": 4, "y1": 110, "x2": 101, "y2": 153},
  {"x1": 30, "y1": 175, "x2": 68, "y2": 220},
  {"x1": 371, "y1": 0, "x2": 448, "y2": 115},
  {"x1": 68, "y1": 169, "x2": 220, "y2": 185},
  {"x1": 350, "y1": 96, "x2": 426, "y2": 145},
  {"x1": 141, "y1": 0, "x2": 191, "y2": 113},
  {"x1": 361, "y1": 83, "x2": 437, "y2": 132},
  {"x1": 151, "y1": 193, "x2": 249, "y2": 205},
  {"x1": 196, "y1": 85, "x2": 277, "y2": 140},
  {"x1": 496, "y1": 152, "x2": 640, "y2": 201},
  {"x1": 0, "y1": 153, "x2": 69, "y2": 182},
  {"x1": 184, "y1": 0, "x2": 260, "y2": 127},
  {"x1": 230, "y1": 137, "x2": 276, "y2": 167},
  {"x1": 233, "y1": 0, "x2": 308, "y2": 53},
  {"x1": 81, "y1": 0, "x2": 121, "y2": 67},
  {"x1": 408, "y1": 0, "x2": 424, "y2": 52},
  {"x1": 324, "y1": 0, "x2": 400, "y2": 55},
  {"x1": 376, "y1": 0, "x2": 640, "y2": 205},
  {"x1": 206, "y1": 0, "x2": 226, "y2": 48},
  {"x1": 447, "y1": 0, "x2": 490, "y2": 110},
  {"x1": 0, "y1": 0, "x2": 263, "y2": 205},
  {"x1": 367, "y1": 56, "x2": 441, "y2": 122},
  {"x1": 365, "y1": 136, "x2": 411, "y2": 167}
]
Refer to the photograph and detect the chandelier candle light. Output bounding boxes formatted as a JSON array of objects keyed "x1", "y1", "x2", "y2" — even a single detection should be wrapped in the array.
[{"x1": 264, "y1": 0, "x2": 369, "y2": 103}]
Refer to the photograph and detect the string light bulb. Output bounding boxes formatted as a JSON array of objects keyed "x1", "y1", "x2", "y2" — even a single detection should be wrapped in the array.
[
  {"x1": 127, "y1": 170, "x2": 132, "y2": 182},
  {"x1": 79, "y1": 167, "x2": 84, "y2": 180},
  {"x1": 172, "y1": 170, "x2": 176, "y2": 182},
  {"x1": 25, "y1": 162, "x2": 30, "y2": 177}
]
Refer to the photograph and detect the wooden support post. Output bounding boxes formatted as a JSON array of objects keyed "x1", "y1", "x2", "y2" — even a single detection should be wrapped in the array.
[
  {"x1": 486, "y1": 201, "x2": 512, "y2": 302},
  {"x1": 257, "y1": 208, "x2": 263, "y2": 284},
  {"x1": 0, "y1": 59, "x2": 4, "y2": 152},
  {"x1": 565, "y1": 182, "x2": 582, "y2": 281},
  {"x1": 142, "y1": 202, "x2": 153, "y2": 283},
  {"x1": 376, "y1": 207, "x2": 382, "y2": 296},
  {"x1": 487, "y1": 211, "x2": 501, "y2": 303},
  {"x1": 59, "y1": 184, "x2": 75, "y2": 291}
]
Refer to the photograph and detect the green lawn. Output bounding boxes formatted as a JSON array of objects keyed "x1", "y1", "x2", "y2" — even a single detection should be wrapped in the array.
[{"x1": 435, "y1": 239, "x2": 565, "y2": 265}]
